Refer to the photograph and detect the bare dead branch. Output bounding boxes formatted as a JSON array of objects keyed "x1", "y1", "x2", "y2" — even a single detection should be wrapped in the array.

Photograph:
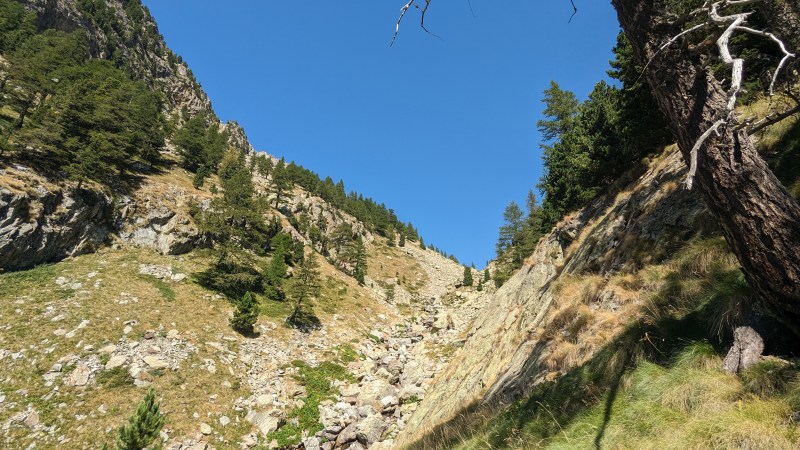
[
  {"x1": 568, "y1": 0, "x2": 578, "y2": 23},
  {"x1": 732, "y1": 25, "x2": 796, "y2": 94},
  {"x1": 687, "y1": 119, "x2": 726, "y2": 189},
  {"x1": 391, "y1": 0, "x2": 415, "y2": 47},
  {"x1": 418, "y1": 0, "x2": 442, "y2": 41},
  {"x1": 748, "y1": 103, "x2": 800, "y2": 135},
  {"x1": 642, "y1": 0, "x2": 797, "y2": 189}
]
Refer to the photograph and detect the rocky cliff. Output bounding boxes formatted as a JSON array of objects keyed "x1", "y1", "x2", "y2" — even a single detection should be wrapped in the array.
[
  {"x1": 18, "y1": 0, "x2": 212, "y2": 118},
  {"x1": 396, "y1": 148, "x2": 715, "y2": 447},
  {"x1": 0, "y1": 165, "x2": 112, "y2": 271}
]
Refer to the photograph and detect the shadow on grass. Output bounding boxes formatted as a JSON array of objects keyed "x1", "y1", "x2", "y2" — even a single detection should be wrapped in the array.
[
  {"x1": 235, "y1": 328, "x2": 262, "y2": 339},
  {"x1": 286, "y1": 309, "x2": 322, "y2": 333},
  {"x1": 406, "y1": 237, "x2": 799, "y2": 450},
  {"x1": 1, "y1": 149, "x2": 178, "y2": 197}
]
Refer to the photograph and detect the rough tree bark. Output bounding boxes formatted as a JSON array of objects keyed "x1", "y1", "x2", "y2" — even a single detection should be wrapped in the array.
[{"x1": 611, "y1": 0, "x2": 800, "y2": 331}]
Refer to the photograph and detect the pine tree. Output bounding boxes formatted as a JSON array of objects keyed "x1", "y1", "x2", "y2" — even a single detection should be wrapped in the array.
[
  {"x1": 0, "y1": 0, "x2": 35, "y2": 55},
  {"x1": 114, "y1": 388, "x2": 165, "y2": 450},
  {"x1": 399, "y1": 233, "x2": 405, "y2": 247},
  {"x1": 477, "y1": 279, "x2": 483, "y2": 292},
  {"x1": 419, "y1": 237, "x2": 426, "y2": 250},
  {"x1": 271, "y1": 158, "x2": 291, "y2": 209},
  {"x1": 385, "y1": 227, "x2": 396, "y2": 247},
  {"x1": 496, "y1": 201, "x2": 525, "y2": 258},
  {"x1": 342, "y1": 236, "x2": 367, "y2": 285},
  {"x1": 484, "y1": 269, "x2": 490, "y2": 282},
  {"x1": 462, "y1": 265, "x2": 473, "y2": 287},
  {"x1": 287, "y1": 252, "x2": 321, "y2": 326},
  {"x1": 330, "y1": 223, "x2": 353, "y2": 254},
  {"x1": 230, "y1": 291, "x2": 259, "y2": 335}
]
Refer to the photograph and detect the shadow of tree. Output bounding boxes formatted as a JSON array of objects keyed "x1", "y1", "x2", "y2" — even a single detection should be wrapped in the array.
[
  {"x1": 286, "y1": 309, "x2": 322, "y2": 333},
  {"x1": 403, "y1": 243, "x2": 800, "y2": 449}
]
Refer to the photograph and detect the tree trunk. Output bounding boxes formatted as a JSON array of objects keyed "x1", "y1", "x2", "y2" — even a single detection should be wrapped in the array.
[{"x1": 611, "y1": 0, "x2": 800, "y2": 330}]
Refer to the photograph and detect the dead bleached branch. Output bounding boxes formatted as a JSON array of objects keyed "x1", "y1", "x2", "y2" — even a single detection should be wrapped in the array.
[{"x1": 644, "y1": 0, "x2": 796, "y2": 189}]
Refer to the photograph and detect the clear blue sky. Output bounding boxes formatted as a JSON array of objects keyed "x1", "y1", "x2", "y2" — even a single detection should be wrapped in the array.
[{"x1": 142, "y1": 0, "x2": 621, "y2": 267}]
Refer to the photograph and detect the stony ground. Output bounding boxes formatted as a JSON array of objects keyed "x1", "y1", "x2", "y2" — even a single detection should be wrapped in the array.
[{"x1": 0, "y1": 235, "x2": 491, "y2": 449}]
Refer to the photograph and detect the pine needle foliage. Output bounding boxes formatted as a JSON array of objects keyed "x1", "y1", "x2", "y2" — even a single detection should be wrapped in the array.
[
  {"x1": 112, "y1": 388, "x2": 165, "y2": 450},
  {"x1": 230, "y1": 291, "x2": 259, "y2": 335},
  {"x1": 463, "y1": 266, "x2": 473, "y2": 287}
]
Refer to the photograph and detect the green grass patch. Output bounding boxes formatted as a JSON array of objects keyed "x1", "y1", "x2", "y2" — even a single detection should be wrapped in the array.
[
  {"x1": 334, "y1": 344, "x2": 361, "y2": 363},
  {"x1": 260, "y1": 295, "x2": 293, "y2": 319},
  {"x1": 415, "y1": 237, "x2": 800, "y2": 449},
  {"x1": 0, "y1": 264, "x2": 60, "y2": 298},
  {"x1": 96, "y1": 367, "x2": 134, "y2": 388},
  {"x1": 269, "y1": 360, "x2": 355, "y2": 447},
  {"x1": 768, "y1": 119, "x2": 800, "y2": 201},
  {"x1": 137, "y1": 274, "x2": 176, "y2": 301}
]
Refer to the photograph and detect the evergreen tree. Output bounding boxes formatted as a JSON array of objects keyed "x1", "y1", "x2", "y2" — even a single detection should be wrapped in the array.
[
  {"x1": 194, "y1": 250, "x2": 263, "y2": 300},
  {"x1": 477, "y1": 279, "x2": 483, "y2": 292},
  {"x1": 399, "y1": 233, "x2": 405, "y2": 247},
  {"x1": 496, "y1": 201, "x2": 525, "y2": 257},
  {"x1": 287, "y1": 252, "x2": 321, "y2": 326},
  {"x1": 419, "y1": 237, "x2": 426, "y2": 250},
  {"x1": 0, "y1": 0, "x2": 35, "y2": 55},
  {"x1": 262, "y1": 251, "x2": 287, "y2": 302},
  {"x1": 15, "y1": 60, "x2": 165, "y2": 185},
  {"x1": 462, "y1": 265, "x2": 473, "y2": 287},
  {"x1": 254, "y1": 153, "x2": 273, "y2": 177},
  {"x1": 330, "y1": 223, "x2": 354, "y2": 254},
  {"x1": 270, "y1": 158, "x2": 291, "y2": 209},
  {"x1": 484, "y1": 268, "x2": 490, "y2": 282},
  {"x1": 173, "y1": 113, "x2": 227, "y2": 176},
  {"x1": 385, "y1": 227, "x2": 396, "y2": 247},
  {"x1": 113, "y1": 388, "x2": 165, "y2": 450},
  {"x1": 341, "y1": 235, "x2": 367, "y2": 285},
  {"x1": 230, "y1": 291, "x2": 258, "y2": 335},
  {"x1": 5, "y1": 29, "x2": 87, "y2": 129}
]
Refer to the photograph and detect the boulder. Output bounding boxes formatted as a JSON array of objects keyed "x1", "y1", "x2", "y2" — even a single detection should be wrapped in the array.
[
  {"x1": 357, "y1": 379, "x2": 395, "y2": 407},
  {"x1": 246, "y1": 410, "x2": 285, "y2": 436},
  {"x1": 356, "y1": 414, "x2": 387, "y2": 446},
  {"x1": 143, "y1": 356, "x2": 169, "y2": 370},
  {"x1": 335, "y1": 423, "x2": 358, "y2": 447},
  {"x1": 302, "y1": 436, "x2": 321, "y2": 450},
  {"x1": 723, "y1": 326, "x2": 764, "y2": 374},
  {"x1": 0, "y1": 182, "x2": 111, "y2": 271},
  {"x1": 199, "y1": 423, "x2": 212, "y2": 435},
  {"x1": 105, "y1": 355, "x2": 127, "y2": 370},
  {"x1": 65, "y1": 363, "x2": 91, "y2": 387}
]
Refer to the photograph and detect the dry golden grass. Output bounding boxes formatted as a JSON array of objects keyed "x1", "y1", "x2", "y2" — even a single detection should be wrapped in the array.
[
  {"x1": 367, "y1": 241, "x2": 428, "y2": 294},
  {"x1": 0, "y1": 243, "x2": 399, "y2": 449},
  {"x1": 741, "y1": 93, "x2": 800, "y2": 152},
  {"x1": 0, "y1": 248, "x2": 252, "y2": 448}
]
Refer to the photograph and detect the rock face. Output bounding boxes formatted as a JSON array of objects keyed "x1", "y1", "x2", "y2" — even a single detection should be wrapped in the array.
[
  {"x1": 117, "y1": 191, "x2": 202, "y2": 256},
  {"x1": 396, "y1": 149, "x2": 713, "y2": 446},
  {"x1": 18, "y1": 0, "x2": 213, "y2": 118},
  {"x1": 0, "y1": 169, "x2": 112, "y2": 271}
]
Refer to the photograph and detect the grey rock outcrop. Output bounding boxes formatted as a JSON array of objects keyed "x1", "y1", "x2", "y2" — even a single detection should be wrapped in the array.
[
  {"x1": 0, "y1": 171, "x2": 112, "y2": 271},
  {"x1": 396, "y1": 149, "x2": 712, "y2": 446}
]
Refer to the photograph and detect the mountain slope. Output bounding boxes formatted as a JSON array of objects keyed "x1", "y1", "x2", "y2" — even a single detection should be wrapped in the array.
[{"x1": 0, "y1": 1, "x2": 491, "y2": 448}]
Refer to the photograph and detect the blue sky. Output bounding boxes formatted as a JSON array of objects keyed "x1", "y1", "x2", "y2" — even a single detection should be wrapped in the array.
[{"x1": 142, "y1": 1, "x2": 621, "y2": 267}]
